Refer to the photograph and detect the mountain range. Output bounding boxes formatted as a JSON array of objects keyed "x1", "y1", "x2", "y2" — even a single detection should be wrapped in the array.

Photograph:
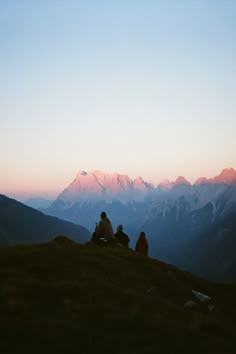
[
  {"x1": 56, "y1": 169, "x2": 155, "y2": 204},
  {"x1": 40, "y1": 167, "x2": 236, "y2": 281},
  {"x1": 50, "y1": 168, "x2": 236, "y2": 203}
]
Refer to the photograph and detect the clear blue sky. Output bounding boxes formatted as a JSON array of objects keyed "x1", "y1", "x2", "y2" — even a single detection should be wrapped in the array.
[{"x1": 1, "y1": 0, "x2": 235, "y2": 199}]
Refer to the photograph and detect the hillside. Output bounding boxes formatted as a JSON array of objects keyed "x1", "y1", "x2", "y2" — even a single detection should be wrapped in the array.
[
  {"x1": 179, "y1": 210, "x2": 236, "y2": 282},
  {"x1": 0, "y1": 238, "x2": 236, "y2": 354},
  {"x1": 0, "y1": 194, "x2": 90, "y2": 245}
]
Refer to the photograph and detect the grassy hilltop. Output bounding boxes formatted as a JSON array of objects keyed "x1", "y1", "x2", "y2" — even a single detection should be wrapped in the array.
[{"x1": 0, "y1": 236, "x2": 236, "y2": 354}]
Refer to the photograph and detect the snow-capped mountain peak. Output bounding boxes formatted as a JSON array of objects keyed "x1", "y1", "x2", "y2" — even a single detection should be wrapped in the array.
[
  {"x1": 194, "y1": 177, "x2": 208, "y2": 185},
  {"x1": 212, "y1": 168, "x2": 236, "y2": 184},
  {"x1": 158, "y1": 179, "x2": 173, "y2": 190},
  {"x1": 173, "y1": 176, "x2": 191, "y2": 186},
  {"x1": 53, "y1": 168, "x2": 236, "y2": 206},
  {"x1": 57, "y1": 170, "x2": 153, "y2": 203},
  {"x1": 133, "y1": 177, "x2": 155, "y2": 191}
]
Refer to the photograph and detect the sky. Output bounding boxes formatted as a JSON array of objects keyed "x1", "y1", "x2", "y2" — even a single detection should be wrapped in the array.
[{"x1": 1, "y1": 0, "x2": 236, "y2": 200}]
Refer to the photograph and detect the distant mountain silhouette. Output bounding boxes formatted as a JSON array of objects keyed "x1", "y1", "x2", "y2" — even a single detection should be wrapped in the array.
[
  {"x1": 0, "y1": 194, "x2": 90, "y2": 245},
  {"x1": 24, "y1": 197, "x2": 53, "y2": 209}
]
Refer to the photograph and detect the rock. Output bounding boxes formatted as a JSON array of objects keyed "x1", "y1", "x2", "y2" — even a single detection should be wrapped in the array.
[
  {"x1": 192, "y1": 290, "x2": 211, "y2": 303},
  {"x1": 184, "y1": 300, "x2": 198, "y2": 309},
  {"x1": 208, "y1": 304, "x2": 215, "y2": 312}
]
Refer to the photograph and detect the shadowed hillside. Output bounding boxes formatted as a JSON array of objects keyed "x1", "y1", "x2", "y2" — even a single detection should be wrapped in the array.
[
  {"x1": 179, "y1": 210, "x2": 236, "y2": 282},
  {"x1": 0, "y1": 237, "x2": 236, "y2": 354},
  {"x1": 0, "y1": 194, "x2": 90, "y2": 245}
]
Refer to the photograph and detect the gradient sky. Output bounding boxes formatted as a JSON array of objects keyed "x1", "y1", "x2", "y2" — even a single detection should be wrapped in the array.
[{"x1": 1, "y1": 0, "x2": 236, "y2": 200}]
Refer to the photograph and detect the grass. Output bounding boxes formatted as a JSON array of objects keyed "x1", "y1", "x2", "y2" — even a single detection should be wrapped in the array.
[{"x1": 0, "y1": 236, "x2": 235, "y2": 354}]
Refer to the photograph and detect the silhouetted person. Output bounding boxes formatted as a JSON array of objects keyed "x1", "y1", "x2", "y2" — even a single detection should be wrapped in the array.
[
  {"x1": 94, "y1": 211, "x2": 114, "y2": 242},
  {"x1": 135, "y1": 231, "x2": 148, "y2": 256},
  {"x1": 114, "y1": 224, "x2": 130, "y2": 247}
]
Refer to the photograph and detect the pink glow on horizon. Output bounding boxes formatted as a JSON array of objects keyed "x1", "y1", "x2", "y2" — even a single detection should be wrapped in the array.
[{"x1": 2, "y1": 167, "x2": 235, "y2": 202}]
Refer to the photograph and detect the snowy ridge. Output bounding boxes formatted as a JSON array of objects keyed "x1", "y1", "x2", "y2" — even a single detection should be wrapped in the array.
[
  {"x1": 147, "y1": 183, "x2": 236, "y2": 223},
  {"x1": 53, "y1": 168, "x2": 236, "y2": 210},
  {"x1": 57, "y1": 170, "x2": 155, "y2": 204}
]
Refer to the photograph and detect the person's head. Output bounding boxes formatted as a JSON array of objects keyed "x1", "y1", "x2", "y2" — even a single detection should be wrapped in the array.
[
  {"x1": 101, "y1": 211, "x2": 107, "y2": 219},
  {"x1": 140, "y1": 231, "x2": 146, "y2": 239},
  {"x1": 117, "y1": 224, "x2": 123, "y2": 232}
]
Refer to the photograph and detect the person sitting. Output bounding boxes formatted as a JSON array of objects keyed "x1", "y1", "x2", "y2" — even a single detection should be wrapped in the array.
[
  {"x1": 114, "y1": 224, "x2": 130, "y2": 247},
  {"x1": 94, "y1": 211, "x2": 114, "y2": 242},
  {"x1": 135, "y1": 231, "x2": 148, "y2": 256}
]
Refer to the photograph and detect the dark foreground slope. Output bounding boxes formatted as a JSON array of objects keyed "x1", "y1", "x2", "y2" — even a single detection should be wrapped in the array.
[
  {"x1": 0, "y1": 238, "x2": 236, "y2": 354},
  {"x1": 0, "y1": 194, "x2": 90, "y2": 245}
]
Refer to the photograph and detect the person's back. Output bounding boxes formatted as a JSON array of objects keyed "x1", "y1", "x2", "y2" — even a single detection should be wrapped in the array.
[
  {"x1": 95, "y1": 211, "x2": 114, "y2": 241},
  {"x1": 114, "y1": 224, "x2": 130, "y2": 247},
  {"x1": 135, "y1": 231, "x2": 148, "y2": 256}
]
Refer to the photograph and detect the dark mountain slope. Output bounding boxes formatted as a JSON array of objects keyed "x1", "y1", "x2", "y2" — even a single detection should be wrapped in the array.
[
  {"x1": 178, "y1": 210, "x2": 236, "y2": 282},
  {"x1": 0, "y1": 194, "x2": 90, "y2": 245},
  {"x1": 0, "y1": 238, "x2": 236, "y2": 354}
]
